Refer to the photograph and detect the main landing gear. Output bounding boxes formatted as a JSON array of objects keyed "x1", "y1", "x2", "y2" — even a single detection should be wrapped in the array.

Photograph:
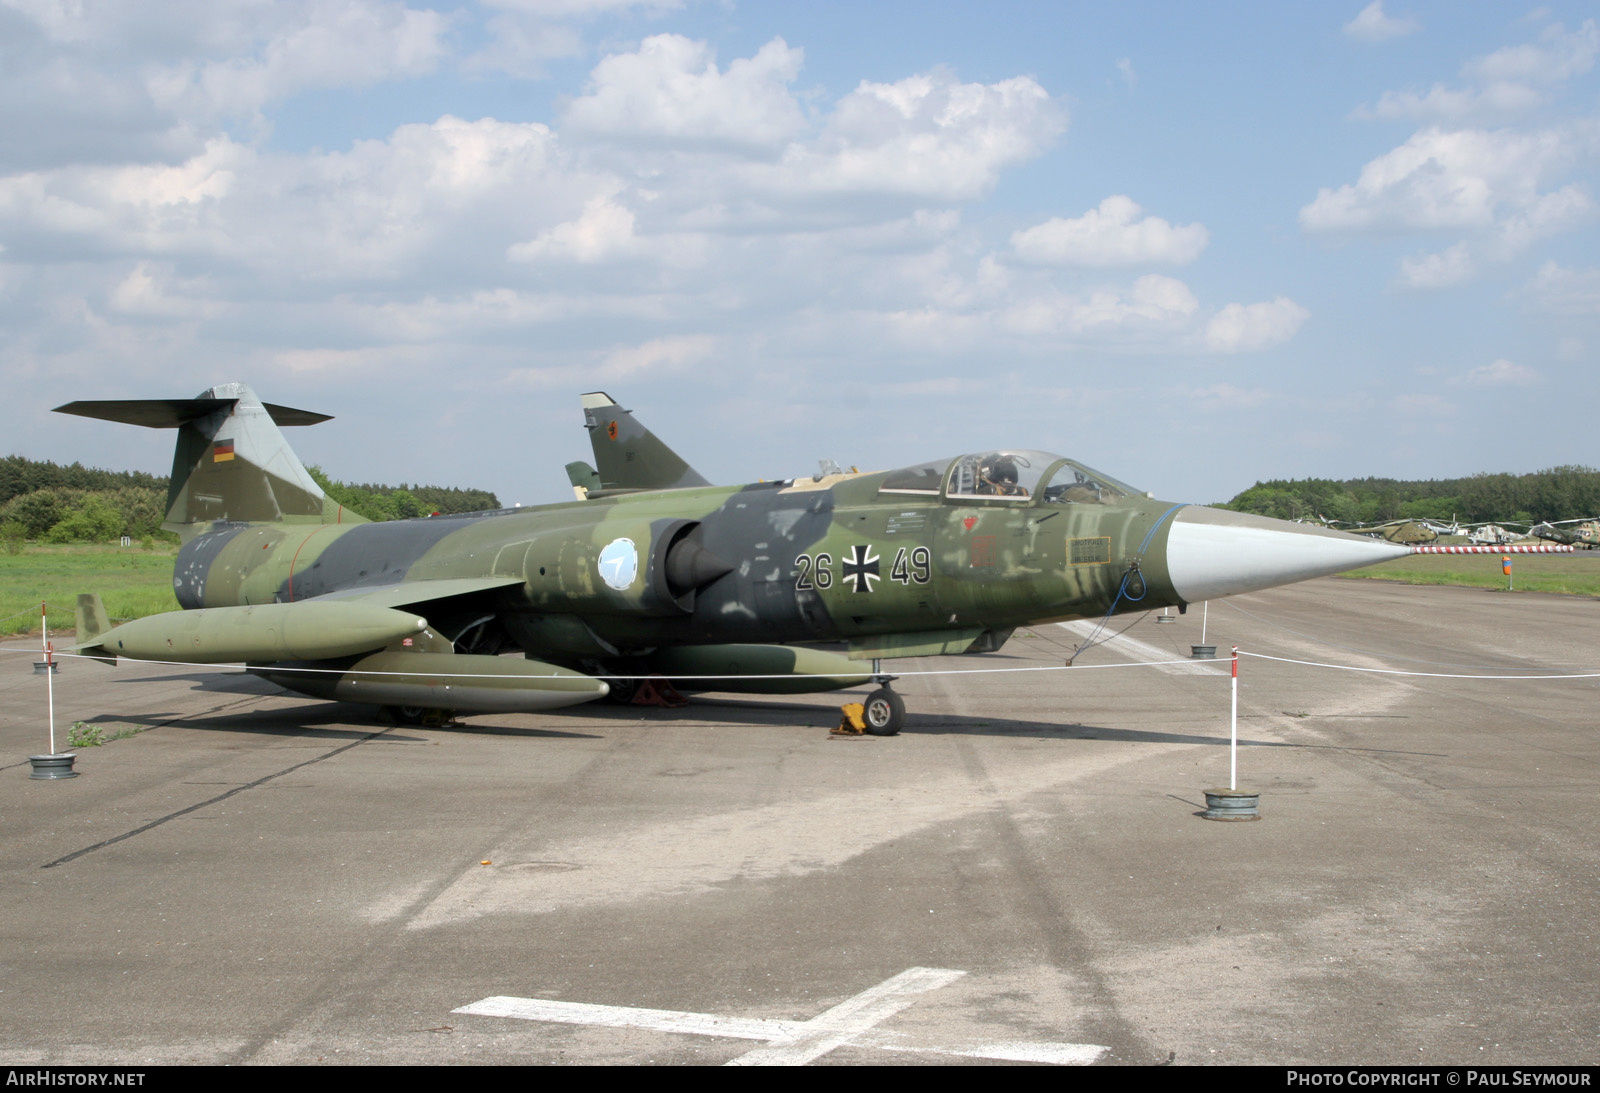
[{"x1": 384, "y1": 705, "x2": 460, "y2": 727}]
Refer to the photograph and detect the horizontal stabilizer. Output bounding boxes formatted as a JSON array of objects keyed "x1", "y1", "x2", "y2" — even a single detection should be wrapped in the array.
[
  {"x1": 54, "y1": 399, "x2": 332, "y2": 429},
  {"x1": 54, "y1": 383, "x2": 341, "y2": 534}
]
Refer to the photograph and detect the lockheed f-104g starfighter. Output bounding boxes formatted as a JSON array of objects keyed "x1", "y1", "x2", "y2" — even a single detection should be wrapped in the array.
[{"x1": 57, "y1": 383, "x2": 1407, "y2": 734}]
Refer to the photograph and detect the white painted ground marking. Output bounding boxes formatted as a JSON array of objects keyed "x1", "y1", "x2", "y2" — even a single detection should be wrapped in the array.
[
  {"x1": 454, "y1": 996, "x2": 800, "y2": 1041},
  {"x1": 723, "y1": 965, "x2": 964, "y2": 1066},
  {"x1": 1057, "y1": 620, "x2": 1218, "y2": 676},
  {"x1": 454, "y1": 966, "x2": 1108, "y2": 1066}
]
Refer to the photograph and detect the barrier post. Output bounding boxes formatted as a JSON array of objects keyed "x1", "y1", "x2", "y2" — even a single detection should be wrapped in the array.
[
  {"x1": 1202, "y1": 646, "x2": 1259, "y2": 819},
  {"x1": 1230, "y1": 645, "x2": 1238, "y2": 790},
  {"x1": 44, "y1": 602, "x2": 54, "y2": 755},
  {"x1": 29, "y1": 601, "x2": 77, "y2": 778}
]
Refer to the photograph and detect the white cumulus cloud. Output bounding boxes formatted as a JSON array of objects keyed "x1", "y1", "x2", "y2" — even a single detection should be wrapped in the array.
[
  {"x1": 1353, "y1": 20, "x2": 1597, "y2": 123},
  {"x1": 1398, "y1": 242, "x2": 1475, "y2": 289},
  {"x1": 1467, "y1": 19, "x2": 1598, "y2": 85},
  {"x1": 758, "y1": 70, "x2": 1064, "y2": 203},
  {"x1": 146, "y1": 1, "x2": 452, "y2": 122},
  {"x1": 1343, "y1": 1, "x2": 1419, "y2": 43},
  {"x1": 1523, "y1": 262, "x2": 1600, "y2": 315},
  {"x1": 1300, "y1": 127, "x2": 1590, "y2": 234},
  {"x1": 509, "y1": 192, "x2": 638, "y2": 264},
  {"x1": 562, "y1": 35, "x2": 808, "y2": 151},
  {"x1": 1203, "y1": 298, "x2": 1309, "y2": 353},
  {"x1": 1461, "y1": 358, "x2": 1540, "y2": 386},
  {"x1": 1010, "y1": 196, "x2": 1208, "y2": 267},
  {"x1": 1300, "y1": 125, "x2": 1595, "y2": 284}
]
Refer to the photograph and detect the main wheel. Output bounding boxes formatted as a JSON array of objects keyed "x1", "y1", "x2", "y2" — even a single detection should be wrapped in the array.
[
  {"x1": 601, "y1": 676, "x2": 638, "y2": 704},
  {"x1": 862, "y1": 688, "x2": 905, "y2": 736},
  {"x1": 385, "y1": 705, "x2": 453, "y2": 726}
]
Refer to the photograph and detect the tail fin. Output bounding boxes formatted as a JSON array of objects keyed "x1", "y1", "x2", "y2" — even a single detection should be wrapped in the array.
[
  {"x1": 580, "y1": 392, "x2": 710, "y2": 493},
  {"x1": 55, "y1": 382, "x2": 361, "y2": 536},
  {"x1": 565, "y1": 460, "x2": 603, "y2": 500}
]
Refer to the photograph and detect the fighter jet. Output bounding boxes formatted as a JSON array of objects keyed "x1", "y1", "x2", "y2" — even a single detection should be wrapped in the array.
[{"x1": 57, "y1": 383, "x2": 1408, "y2": 734}]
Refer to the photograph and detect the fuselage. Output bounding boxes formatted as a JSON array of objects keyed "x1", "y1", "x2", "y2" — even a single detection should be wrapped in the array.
[
  {"x1": 170, "y1": 464, "x2": 1190, "y2": 664},
  {"x1": 169, "y1": 448, "x2": 1410, "y2": 670}
]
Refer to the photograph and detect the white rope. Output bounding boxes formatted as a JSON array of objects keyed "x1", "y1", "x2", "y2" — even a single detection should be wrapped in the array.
[
  {"x1": 0, "y1": 643, "x2": 1216, "y2": 681},
  {"x1": 9, "y1": 641, "x2": 1593, "y2": 685},
  {"x1": 1236, "y1": 649, "x2": 1600, "y2": 680}
]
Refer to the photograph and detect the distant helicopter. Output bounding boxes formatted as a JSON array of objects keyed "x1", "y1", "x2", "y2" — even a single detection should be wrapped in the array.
[
  {"x1": 1329, "y1": 518, "x2": 1457, "y2": 545},
  {"x1": 1462, "y1": 523, "x2": 1527, "y2": 546},
  {"x1": 1529, "y1": 518, "x2": 1600, "y2": 549}
]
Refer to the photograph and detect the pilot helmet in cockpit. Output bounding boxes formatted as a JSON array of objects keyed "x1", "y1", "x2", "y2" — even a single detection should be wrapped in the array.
[{"x1": 978, "y1": 455, "x2": 1025, "y2": 496}]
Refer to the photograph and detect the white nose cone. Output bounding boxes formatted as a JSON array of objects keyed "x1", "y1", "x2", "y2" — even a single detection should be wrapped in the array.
[{"x1": 1166, "y1": 506, "x2": 1410, "y2": 602}]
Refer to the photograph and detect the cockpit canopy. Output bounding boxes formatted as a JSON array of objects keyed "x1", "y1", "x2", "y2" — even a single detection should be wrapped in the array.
[{"x1": 879, "y1": 450, "x2": 1142, "y2": 506}]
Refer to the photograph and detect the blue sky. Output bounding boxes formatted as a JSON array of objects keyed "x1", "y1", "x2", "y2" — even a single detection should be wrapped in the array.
[{"x1": 3, "y1": 1, "x2": 1597, "y2": 506}]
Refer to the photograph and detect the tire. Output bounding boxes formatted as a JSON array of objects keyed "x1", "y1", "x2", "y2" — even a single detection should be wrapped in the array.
[
  {"x1": 601, "y1": 676, "x2": 638, "y2": 705},
  {"x1": 862, "y1": 688, "x2": 905, "y2": 736}
]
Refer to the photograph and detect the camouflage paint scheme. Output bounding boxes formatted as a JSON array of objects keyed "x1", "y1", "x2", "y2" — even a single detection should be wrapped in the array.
[
  {"x1": 1531, "y1": 519, "x2": 1600, "y2": 549},
  {"x1": 57, "y1": 383, "x2": 1405, "y2": 727},
  {"x1": 171, "y1": 462, "x2": 1184, "y2": 660}
]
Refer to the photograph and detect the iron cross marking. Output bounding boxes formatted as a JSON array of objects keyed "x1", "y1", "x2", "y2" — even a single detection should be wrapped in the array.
[{"x1": 842, "y1": 544, "x2": 880, "y2": 593}]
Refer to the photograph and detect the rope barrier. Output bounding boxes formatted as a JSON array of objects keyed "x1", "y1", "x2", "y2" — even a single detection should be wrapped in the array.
[
  {"x1": 0, "y1": 643, "x2": 1217, "y2": 681},
  {"x1": 1214, "y1": 596, "x2": 1573, "y2": 672},
  {"x1": 1235, "y1": 649, "x2": 1600, "y2": 681},
  {"x1": 5, "y1": 625, "x2": 1596, "y2": 686}
]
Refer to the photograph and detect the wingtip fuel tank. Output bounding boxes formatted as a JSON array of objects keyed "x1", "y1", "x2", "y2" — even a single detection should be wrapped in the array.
[{"x1": 87, "y1": 601, "x2": 428, "y2": 664}]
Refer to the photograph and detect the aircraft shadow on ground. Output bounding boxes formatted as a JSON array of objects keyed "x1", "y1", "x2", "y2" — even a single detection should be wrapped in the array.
[
  {"x1": 568, "y1": 694, "x2": 1294, "y2": 749},
  {"x1": 75, "y1": 680, "x2": 1396, "y2": 750},
  {"x1": 107, "y1": 670, "x2": 281, "y2": 694},
  {"x1": 77, "y1": 702, "x2": 602, "y2": 741}
]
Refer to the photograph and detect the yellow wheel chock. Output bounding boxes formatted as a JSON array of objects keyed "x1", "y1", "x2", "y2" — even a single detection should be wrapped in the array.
[{"x1": 832, "y1": 702, "x2": 867, "y2": 736}]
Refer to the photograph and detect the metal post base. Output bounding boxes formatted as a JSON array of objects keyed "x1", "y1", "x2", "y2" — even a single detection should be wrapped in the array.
[
  {"x1": 29, "y1": 753, "x2": 78, "y2": 779},
  {"x1": 1202, "y1": 788, "x2": 1259, "y2": 821}
]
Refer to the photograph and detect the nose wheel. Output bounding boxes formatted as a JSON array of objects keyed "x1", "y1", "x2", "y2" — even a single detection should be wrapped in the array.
[{"x1": 861, "y1": 687, "x2": 905, "y2": 736}]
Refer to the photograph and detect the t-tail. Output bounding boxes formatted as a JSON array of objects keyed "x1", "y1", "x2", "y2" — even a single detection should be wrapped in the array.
[
  {"x1": 54, "y1": 382, "x2": 363, "y2": 537},
  {"x1": 578, "y1": 391, "x2": 710, "y2": 494}
]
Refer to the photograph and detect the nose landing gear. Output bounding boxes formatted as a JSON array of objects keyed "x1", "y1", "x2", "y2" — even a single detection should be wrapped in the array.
[
  {"x1": 861, "y1": 686, "x2": 905, "y2": 736},
  {"x1": 840, "y1": 659, "x2": 904, "y2": 736}
]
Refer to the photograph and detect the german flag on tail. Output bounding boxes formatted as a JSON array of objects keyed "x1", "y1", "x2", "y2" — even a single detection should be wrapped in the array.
[{"x1": 212, "y1": 439, "x2": 235, "y2": 463}]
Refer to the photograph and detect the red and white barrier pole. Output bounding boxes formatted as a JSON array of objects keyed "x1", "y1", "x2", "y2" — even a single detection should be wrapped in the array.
[
  {"x1": 42, "y1": 601, "x2": 55, "y2": 755},
  {"x1": 1230, "y1": 646, "x2": 1239, "y2": 791},
  {"x1": 1408, "y1": 544, "x2": 1575, "y2": 554}
]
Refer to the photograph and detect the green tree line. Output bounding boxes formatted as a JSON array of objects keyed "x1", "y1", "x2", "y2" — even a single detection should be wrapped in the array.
[
  {"x1": 305, "y1": 467, "x2": 500, "y2": 522},
  {"x1": 1220, "y1": 466, "x2": 1600, "y2": 526},
  {"x1": 1, "y1": 456, "x2": 500, "y2": 546}
]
